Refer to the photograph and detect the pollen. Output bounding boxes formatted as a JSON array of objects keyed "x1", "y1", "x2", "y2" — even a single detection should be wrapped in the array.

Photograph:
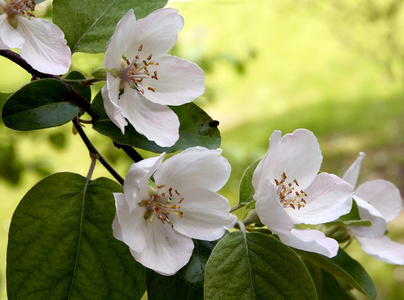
[
  {"x1": 118, "y1": 43, "x2": 160, "y2": 95},
  {"x1": 274, "y1": 172, "x2": 307, "y2": 210},
  {"x1": 144, "y1": 185, "x2": 185, "y2": 228}
]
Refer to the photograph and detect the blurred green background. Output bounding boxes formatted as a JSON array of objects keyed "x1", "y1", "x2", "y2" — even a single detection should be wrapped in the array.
[{"x1": 1, "y1": 0, "x2": 404, "y2": 298}]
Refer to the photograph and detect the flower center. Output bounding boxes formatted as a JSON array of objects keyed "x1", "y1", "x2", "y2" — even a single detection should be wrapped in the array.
[
  {"x1": 143, "y1": 184, "x2": 184, "y2": 227},
  {"x1": 118, "y1": 44, "x2": 159, "y2": 95},
  {"x1": 274, "y1": 172, "x2": 307, "y2": 210},
  {"x1": 4, "y1": 0, "x2": 35, "y2": 18}
]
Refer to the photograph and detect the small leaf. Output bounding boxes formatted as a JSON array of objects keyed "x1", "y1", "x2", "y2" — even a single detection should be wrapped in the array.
[
  {"x1": 2, "y1": 79, "x2": 78, "y2": 131},
  {"x1": 91, "y1": 91, "x2": 221, "y2": 153},
  {"x1": 53, "y1": 0, "x2": 168, "y2": 53},
  {"x1": 327, "y1": 200, "x2": 372, "y2": 227},
  {"x1": 297, "y1": 248, "x2": 377, "y2": 299},
  {"x1": 7, "y1": 173, "x2": 146, "y2": 299},
  {"x1": 239, "y1": 159, "x2": 260, "y2": 206},
  {"x1": 204, "y1": 231, "x2": 317, "y2": 299}
]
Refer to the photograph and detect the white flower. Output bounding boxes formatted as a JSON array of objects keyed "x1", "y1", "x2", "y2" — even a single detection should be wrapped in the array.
[
  {"x1": 112, "y1": 147, "x2": 237, "y2": 275},
  {"x1": 0, "y1": 0, "x2": 71, "y2": 74},
  {"x1": 343, "y1": 153, "x2": 404, "y2": 265},
  {"x1": 252, "y1": 129, "x2": 354, "y2": 257},
  {"x1": 102, "y1": 8, "x2": 204, "y2": 147}
]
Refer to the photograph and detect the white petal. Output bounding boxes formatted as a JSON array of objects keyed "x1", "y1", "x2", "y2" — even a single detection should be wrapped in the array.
[
  {"x1": 104, "y1": 9, "x2": 137, "y2": 69},
  {"x1": 124, "y1": 8, "x2": 184, "y2": 62},
  {"x1": 102, "y1": 75, "x2": 127, "y2": 134},
  {"x1": 16, "y1": 17, "x2": 71, "y2": 74},
  {"x1": 130, "y1": 220, "x2": 194, "y2": 275},
  {"x1": 119, "y1": 86, "x2": 180, "y2": 147},
  {"x1": 169, "y1": 187, "x2": 236, "y2": 241},
  {"x1": 154, "y1": 147, "x2": 231, "y2": 192},
  {"x1": 253, "y1": 129, "x2": 322, "y2": 197},
  {"x1": 343, "y1": 152, "x2": 365, "y2": 188},
  {"x1": 124, "y1": 153, "x2": 165, "y2": 212},
  {"x1": 350, "y1": 196, "x2": 387, "y2": 237},
  {"x1": 0, "y1": 14, "x2": 24, "y2": 49},
  {"x1": 356, "y1": 235, "x2": 404, "y2": 265},
  {"x1": 112, "y1": 193, "x2": 148, "y2": 253},
  {"x1": 141, "y1": 55, "x2": 204, "y2": 106},
  {"x1": 255, "y1": 180, "x2": 294, "y2": 235},
  {"x1": 279, "y1": 228, "x2": 339, "y2": 257},
  {"x1": 287, "y1": 173, "x2": 353, "y2": 225},
  {"x1": 355, "y1": 179, "x2": 402, "y2": 222}
]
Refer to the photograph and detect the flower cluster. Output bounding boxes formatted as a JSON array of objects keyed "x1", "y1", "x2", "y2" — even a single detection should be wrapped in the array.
[{"x1": 0, "y1": 0, "x2": 71, "y2": 74}]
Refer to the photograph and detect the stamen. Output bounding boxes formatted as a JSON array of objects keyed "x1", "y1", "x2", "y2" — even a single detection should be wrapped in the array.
[{"x1": 275, "y1": 172, "x2": 307, "y2": 210}]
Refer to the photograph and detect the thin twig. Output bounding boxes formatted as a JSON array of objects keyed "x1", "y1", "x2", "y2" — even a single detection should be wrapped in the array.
[
  {"x1": 113, "y1": 141, "x2": 143, "y2": 162},
  {"x1": 73, "y1": 118, "x2": 124, "y2": 186}
]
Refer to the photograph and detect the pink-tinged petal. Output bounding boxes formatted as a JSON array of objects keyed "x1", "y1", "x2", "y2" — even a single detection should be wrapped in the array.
[
  {"x1": 255, "y1": 180, "x2": 294, "y2": 235},
  {"x1": 343, "y1": 152, "x2": 365, "y2": 188},
  {"x1": 279, "y1": 228, "x2": 339, "y2": 257},
  {"x1": 124, "y1": 8, "x2": 183, "y2": 62},
  {"x1": 104, "y1": 9, "x2": 137, "y2": 69},
  {"x1": 141, "y1": 55, "x2": 204, "y2": 106},
  {"x1": 288, "y1": 173, "x2": 353, "y2": 225},
  {"x1": 169, "y1": 187, "x2": 236, "y2": 241},
  {"x1": 102, "y1": 74, "x2": 127, "y2": 134},
  {"x1": 112, "y1": 193, "x2": 148, "y2": 253},
  {"x1": 350, "y1": 196, "x2": 387, "y2": 237},
  {"x1": 154, "y1": 147, "x2": 231, "y2": 192},
  {"x1": 253, "y1": 129, "x2": 322, "y2": 194},
  {"x1": 0, "y1": 14, "x2": 24, "y2": 49},
  {"x1": 119, "y1": 86, "x2": 180, "y2": 147},
  {"x1": 355, "y1": 179, "x2": 402, "y2": 222},
  {"x1": 124, "y1": 154, "x2": 165, "y2": 212},
  {"x1": 16, "y1": 17, "x2": 71, "y2": 74},
  {"x1": 130, "y1": 220, "x2": 194, "y2": 275},
  {"x1": 356, "y1": 235, "x2": 404, "y2": 265}
]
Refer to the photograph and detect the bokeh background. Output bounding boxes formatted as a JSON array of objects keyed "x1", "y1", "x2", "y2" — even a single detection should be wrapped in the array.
[{"x1": 1, "y1": 0, "x2": 404, "y2": 298}]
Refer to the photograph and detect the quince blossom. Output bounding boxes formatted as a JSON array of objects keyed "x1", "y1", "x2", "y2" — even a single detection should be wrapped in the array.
[
  {"x1": 102, "y1": 8, "x2": 204, "y2": 147},
  {"x1": 112, "y1": 147, "x2": 237, "y2": 275},
  {"x1": 343, "y1": 153, "x2": 404, "y2": 264},
  {"x1": 252, "y1": 129, "x2": 353, "y2": 257},
  {"x1": 0, "y1": 0, "x2": 71, "y2": 74}
]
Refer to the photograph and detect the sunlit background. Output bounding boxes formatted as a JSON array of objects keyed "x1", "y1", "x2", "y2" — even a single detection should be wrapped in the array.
[{"x1": 1, "y1": 0, "x2": 404, "y2": 298}]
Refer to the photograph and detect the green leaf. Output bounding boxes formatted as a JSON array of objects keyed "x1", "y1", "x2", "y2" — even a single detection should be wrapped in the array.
[
  {"x1": 239, "y1": 159, "x2": 260, "y2": 206},
  {"x1": 2, "y1": 79, "x2": 79, "y2": 131},
  {"x1": 91, "y1": 91, "x2": 221, "y2": 153},
  {"x1": 297, "y1": 248, "x2": 377, "y2": 299},
  {"x1": 7, "y1": 173, "x2": 145, "y2": 299},
  {"x1": 53, "y1": 0, "x2": 168, "y2": 53},
  {"x1": 327, "y1": 200, "x2": 372, "y2": 227},
  {"x1": 304, "y1": 259, "x2": 356, "y2": 300},
  {"x1": 204, "y1": 231, "x2": 317, "y2": 299},
  {"x1": 145, "y1": 237, "x2": 222, "y2": 299},
  {"x1": 65, "y1": 71, "x2": 92, "y2": 102}
]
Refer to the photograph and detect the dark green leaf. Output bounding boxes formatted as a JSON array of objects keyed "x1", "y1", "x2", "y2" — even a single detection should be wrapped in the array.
[
  {"x1": 7, "y1": 173, "x2": 145, "y2": 299},
  {"x1": 297, "y1": 248, "x2": 377, "y2": 299},
  {"x1": 327, "y1": 200, "x2": 372, "y2": 227},
  {"x1": 2, "y1": 79, "x2": 78, "y2": 131},
  {"x1": 204, "y1": 231, "x2": 317, "y2": 299},
  {"x1": 239, "y1": 159, "x2": 260, "y2": 206},
  {"x1": 304, "y1": 259, "x2": 356, "y2": 300},
  {"x1": 53, "y1": 0, "x2": 168, "y2": 53},
  {"x1": 65, "y1": 71, "x2": 92, "y2": 102},
  {"x1": 91, "y1": 91, "x2": 221, "y2": 153}
]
